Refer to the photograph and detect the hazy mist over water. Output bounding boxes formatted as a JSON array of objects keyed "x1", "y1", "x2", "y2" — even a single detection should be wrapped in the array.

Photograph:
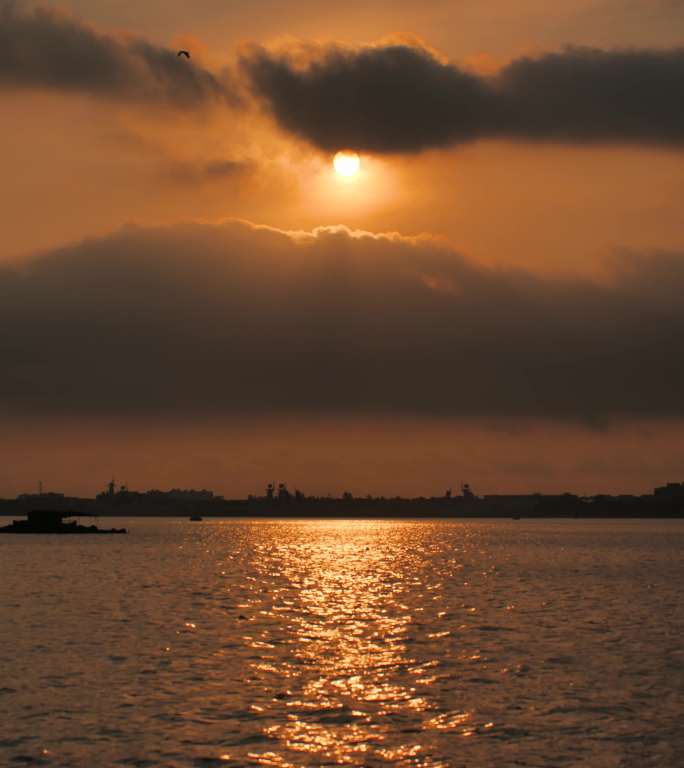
[{"x1": 1, "y1": 519, "x2": 682, "y2": 767}]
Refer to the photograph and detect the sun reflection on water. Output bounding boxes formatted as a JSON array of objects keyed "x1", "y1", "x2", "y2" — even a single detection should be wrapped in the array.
[{"x1": 237, "y1": 521, "x2": 476, "y2": 766}]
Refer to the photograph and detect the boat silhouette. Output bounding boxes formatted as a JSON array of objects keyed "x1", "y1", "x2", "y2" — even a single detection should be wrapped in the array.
[{"x1": 0, "y1": 510, "x2": 126, "y2": 534}]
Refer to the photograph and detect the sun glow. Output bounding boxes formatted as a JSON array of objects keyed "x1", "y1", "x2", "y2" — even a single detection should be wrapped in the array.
[
  {"x1": 333, "y1": 150, "x2": 361, "y2": 177},
  {"x1": 306, "y1": 151, "x2": 401, "y2": 217}
]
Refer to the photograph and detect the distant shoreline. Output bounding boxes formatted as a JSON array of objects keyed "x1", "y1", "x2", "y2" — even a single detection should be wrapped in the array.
[
  {"x1": 3, "y1": 483, "x2": 684, "y2": 520},
  {"x1": 2, "y1": 511, "x2": 683, "y2": 520}
]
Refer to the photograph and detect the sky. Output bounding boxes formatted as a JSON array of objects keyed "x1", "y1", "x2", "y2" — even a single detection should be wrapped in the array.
[{"x1": 1, "y1": 0, "x2": 684, "y2": 498}]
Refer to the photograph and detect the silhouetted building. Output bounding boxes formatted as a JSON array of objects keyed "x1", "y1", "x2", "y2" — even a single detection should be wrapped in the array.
[
  {"x1": 483, "y1": 494, "x2": 542, "y2": 513},
  {"x1": 167, "y1": 489, "x2": 214, "y2": 501},
  {"x1": 654, "y1": 482, "x2": 684, "y2": 499}
]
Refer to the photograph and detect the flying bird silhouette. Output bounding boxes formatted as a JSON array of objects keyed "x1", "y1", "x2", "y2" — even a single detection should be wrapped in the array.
[{"x1": 177, "y1": 50, "x2": 190, "y2": 59}]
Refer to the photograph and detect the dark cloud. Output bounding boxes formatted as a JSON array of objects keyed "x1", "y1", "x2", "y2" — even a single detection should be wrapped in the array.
[
  {"x1": 0, "y1": 2, "x2": 237, "y2": 106},
  {"x1": 2, "y1": 220, "x2": 684, "y2": 424},
  {"x1": 241, "y1": 42, "x2": 684, "y2": 152}
]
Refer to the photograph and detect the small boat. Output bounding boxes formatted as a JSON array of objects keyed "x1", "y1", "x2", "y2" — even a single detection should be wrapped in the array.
[
  {"x1": 189, "y1": 515, "x2": 203, "y2": 522},
  {"x1": 0, "y1": 510, "x2": 126, "y2": 534}
]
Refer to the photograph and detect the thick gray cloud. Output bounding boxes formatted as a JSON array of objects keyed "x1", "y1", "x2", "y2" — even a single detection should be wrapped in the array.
[
  {"x1": 2, "y1": 220, "x2": 684, "y2": 423},
  {"x1": 242, "y1": 43, "x2": 684, "y2": 152},
  {"x1": 0, "y1": 2, "x2": 236, "y2": 106}
]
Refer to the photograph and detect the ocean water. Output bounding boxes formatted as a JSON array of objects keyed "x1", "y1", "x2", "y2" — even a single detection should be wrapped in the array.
[{"x1": 0, "y1": 519, "x2": 682, "y2": 768}]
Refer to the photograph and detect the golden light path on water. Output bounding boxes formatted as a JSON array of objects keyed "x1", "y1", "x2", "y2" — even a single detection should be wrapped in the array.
[
  {"x1": 230, "y1": 521, "x2": 492, "y2": 766},
  {"x1": 263, "y1": 531, "x2": 426, "y2": 762}
]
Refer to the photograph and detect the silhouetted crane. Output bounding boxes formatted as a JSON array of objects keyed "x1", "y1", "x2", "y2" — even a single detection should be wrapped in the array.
[{"x1": 177, "y1": 50, "x2": 190, "y2": 59}]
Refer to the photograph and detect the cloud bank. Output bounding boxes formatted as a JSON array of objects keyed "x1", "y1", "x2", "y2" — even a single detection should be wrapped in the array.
[
  {"x1": 5, "y1": 3, "x2": 683, "y2": 146},
  {"x1": 0, "y1": 2, "x2": 236, "y2": 106},
  {"x1": 2, "y1": 220, "x2": 683, "y2": 424},
  {"x1": 242, "y1": 43, "x2": 684, "y2": 152}
]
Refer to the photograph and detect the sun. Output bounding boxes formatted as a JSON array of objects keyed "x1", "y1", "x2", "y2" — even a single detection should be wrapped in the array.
[{"x1": 333, "y1": 150, "x2": 361, "y2": 177}]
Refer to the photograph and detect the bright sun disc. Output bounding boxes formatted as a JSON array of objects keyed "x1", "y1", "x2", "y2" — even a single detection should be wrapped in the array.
[{"x1": 333, "y1": 150, "x2": 361, "y2": 177}]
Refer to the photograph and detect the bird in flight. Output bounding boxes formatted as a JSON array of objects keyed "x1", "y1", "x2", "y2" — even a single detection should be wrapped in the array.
[{"x1": 177, "y1": 50, "x2": 191, "y2": 59}]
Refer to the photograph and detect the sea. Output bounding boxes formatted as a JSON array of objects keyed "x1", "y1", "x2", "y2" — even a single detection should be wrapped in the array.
[{"x1": 1, "y1": 519, "x2": 682, "y2": 768}]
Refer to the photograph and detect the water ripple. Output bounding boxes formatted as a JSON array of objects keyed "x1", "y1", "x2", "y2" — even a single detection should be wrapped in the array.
[{"x1": 0, "y1": 519, "x2": 683, "y2": 766}]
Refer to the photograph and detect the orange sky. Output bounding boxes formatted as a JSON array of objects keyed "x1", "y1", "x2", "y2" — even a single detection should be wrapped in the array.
[{"x1": 1, "y1": 1, "x2": 684, "y2": 497}]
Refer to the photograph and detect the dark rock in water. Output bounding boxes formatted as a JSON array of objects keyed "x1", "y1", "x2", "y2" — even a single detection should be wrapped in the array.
[{"x1": 0, "y1": 510, "x2": 126, "y2": 534}]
